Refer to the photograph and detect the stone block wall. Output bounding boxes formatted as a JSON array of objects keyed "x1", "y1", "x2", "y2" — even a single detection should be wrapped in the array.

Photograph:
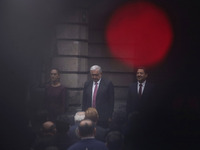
[{"x1": 50, "y1": 8, "x2": 89, "y2": 114}]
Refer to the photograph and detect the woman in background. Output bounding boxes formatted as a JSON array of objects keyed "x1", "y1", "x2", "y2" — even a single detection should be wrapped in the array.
[{"x1": 44, "y1": 68, "x2": 67, "y2": 122}]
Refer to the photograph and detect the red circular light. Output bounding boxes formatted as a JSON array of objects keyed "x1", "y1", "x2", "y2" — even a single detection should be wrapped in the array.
[{"x1": 106, "y1": 1, "x2": 173, "y2": 67}]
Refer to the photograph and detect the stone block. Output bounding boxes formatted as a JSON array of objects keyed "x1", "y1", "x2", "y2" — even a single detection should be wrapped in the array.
[
  {"x1": 88, "y1": 29, "x2": 105, "y2": 43},
  {"x1": 60, "y1": 8, "x2": 88, "y2": 24},
  {"x1": 103, "y1": 73, "x2": 134, "y2": 87},
  {"x1": 88, "y1": 44, "x2": 111, "y2": 57},
  {"x1": 57, "y1": 40, "x2": 88, "y2": 56},
  {"x1": 67, "y1": 90, "x2": 83, "y2": 105},
  {"x1": 80, "y1": 25, "x2": 88, "y2": 40},
  {"x1": 52, "y1": 57, "x2": 88, "y2": 72},
  {"x1": 60, "y1": 73, "x2": 88, "y2": 88},
  {"x1": 88, "y1": 58, "x2": 134, "y2": 72},
  {"x1": 56, "y1": 24, "x2": 88, "y2": 40},
  {"x1": 114, "y1": 101, "x2": 126, "y2": 112},
  {"x1": 114, "y1": 87, "x2": 128, "y2": 100}
]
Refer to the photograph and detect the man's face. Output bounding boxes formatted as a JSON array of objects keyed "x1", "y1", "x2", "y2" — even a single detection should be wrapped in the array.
[
  {"x1": 90, "y1": 69, "x2": 102, "y2": 82},
  {"x1": 50, "y1": 69, "x2": 60, "y2": 82},
  {"x1": 136, "y1": 69, "x2": 148, "y2": 83}
]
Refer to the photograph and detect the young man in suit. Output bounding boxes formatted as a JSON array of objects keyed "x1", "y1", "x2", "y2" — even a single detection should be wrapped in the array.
[
  {"x1": 82, "y1": 65, "x2": 114, "y2": 128},
  {"x1": 126, "y1": 67, "x2": 155, "y2": 118},
  {"x1": 126, "y1": 67, "x2": 157, "y2": 148}
]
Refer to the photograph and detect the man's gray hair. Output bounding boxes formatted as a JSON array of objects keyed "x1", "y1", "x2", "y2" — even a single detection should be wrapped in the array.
[
  {"x1": 90, "y1": 65, "x2": 102, "y2": 73},
  {"x1": 74, "y1": 111, "x2": 85, "y2": 123}
]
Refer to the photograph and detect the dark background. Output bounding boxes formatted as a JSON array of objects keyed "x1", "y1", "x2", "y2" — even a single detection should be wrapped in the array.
[{"x1": 0, "y1": 0, "x2": 199, "y2": 149}]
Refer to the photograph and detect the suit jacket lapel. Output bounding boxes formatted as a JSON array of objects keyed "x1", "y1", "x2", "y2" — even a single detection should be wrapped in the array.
[
  {"x1": 96, "y1": 78, "x2": 104, "y2": 103},
  {"x1": 135, "y1": 83, "x2": 140, "y2": 99},
  {"x1": 142, "y1": 82, "x2": 148, "y2": 96},
  {"x1": 89, "y1": 81, "x2": 93, "y2": 101},
  {"x1": 96, "y1": 78, "x2": 104, "y2": 101}
]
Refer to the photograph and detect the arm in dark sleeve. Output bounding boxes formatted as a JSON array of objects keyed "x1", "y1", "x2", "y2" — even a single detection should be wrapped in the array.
[
  {"x1": 82, "y1": 82, "x2": 87, "y2": 111},
  {"x1": 60, "y1": 87, "x2": 66, "y2": 113},
  {"x1": 126, "y1": 86, "x2": 132, "y2": 118},
  {"x1": 108, "y1": 81, "x2": 115, "y2": 119},
  {"x1": 43, "y1": 87, "x2": 48, "y2": 110}
]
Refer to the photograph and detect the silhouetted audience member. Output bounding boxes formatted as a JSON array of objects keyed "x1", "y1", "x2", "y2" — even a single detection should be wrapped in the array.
[
  {"x1": 124, "y1": 112, "x2": 148, "y2": 150},
  {"x1": 109, "y1": 110, "x2": 127, "y2": 135},
  {"x1": 31, "y1": 109, "x2": 49, "y2": 136},
  {"x1": 67, "y1": 119, "x2": 108, "y2": 150},
  {"x1": 55, "y1": 115, "x2": 73, "y2": 150},
  {"x1": 45, "y1": 146, "x2": 59, "y2": 150},
  {"x1": 68, "y1": 111, "x2": 85, "y2": 144},
  {"x1": 85, "y1": 107, "x2": 109, "y2": 142},
  {"x1": 31, "y1": 121, "x2": 57, "y2": 150},
  {"x1": 106, "y1": 131, "x2": 124, "y2": 150}
]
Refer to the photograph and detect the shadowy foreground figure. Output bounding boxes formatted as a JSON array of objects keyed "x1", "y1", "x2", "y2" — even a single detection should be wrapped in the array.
[{"x1": 67, "y1": 119, "x2": 108, "y2": 150}]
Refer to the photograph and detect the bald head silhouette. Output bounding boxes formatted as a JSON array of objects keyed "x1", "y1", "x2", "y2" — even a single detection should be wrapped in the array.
[{"x1": 78, "y1": 119, "x2": 96, "y2": 138}]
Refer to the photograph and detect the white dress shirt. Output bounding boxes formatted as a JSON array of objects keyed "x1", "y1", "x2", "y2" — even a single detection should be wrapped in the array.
[
  {"x1": 91, "y1": 79, "x2": 101, "y2": 105},
  {"x1": 137, "y1": 80, "x2": 146, "y2": 95}
]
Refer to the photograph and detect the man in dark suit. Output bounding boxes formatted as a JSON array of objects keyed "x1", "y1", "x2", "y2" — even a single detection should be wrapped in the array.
[
  {"x1": 126, "y1": 67, "x2": 156, "y2": 148},
  {"x1": 126, "y1": 67, "x2": 155, "y2": 118},
  {"x1": 82, "y1": 65, "x2": 114, "y2": 128},
  {"x1": 67, "y1": 119, "x2": 109, "y2": 150},
  {"x1": 31, "y1": 121, "x2": 57, "y2": 150},
  {"x1": 85, "y1": 107, "x2": 109, "y2": 142},
  {"x1": 68, "y1": 111, "x2": 85, "y2": 144}
]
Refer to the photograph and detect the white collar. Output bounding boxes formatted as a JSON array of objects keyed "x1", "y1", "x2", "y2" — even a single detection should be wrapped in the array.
[
  {"x1": 93, "y1": 79, "x2": 101, "y2": 85},
  {"x1": 137, "y1": 80, "x2": 146, "y2": 85}
]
